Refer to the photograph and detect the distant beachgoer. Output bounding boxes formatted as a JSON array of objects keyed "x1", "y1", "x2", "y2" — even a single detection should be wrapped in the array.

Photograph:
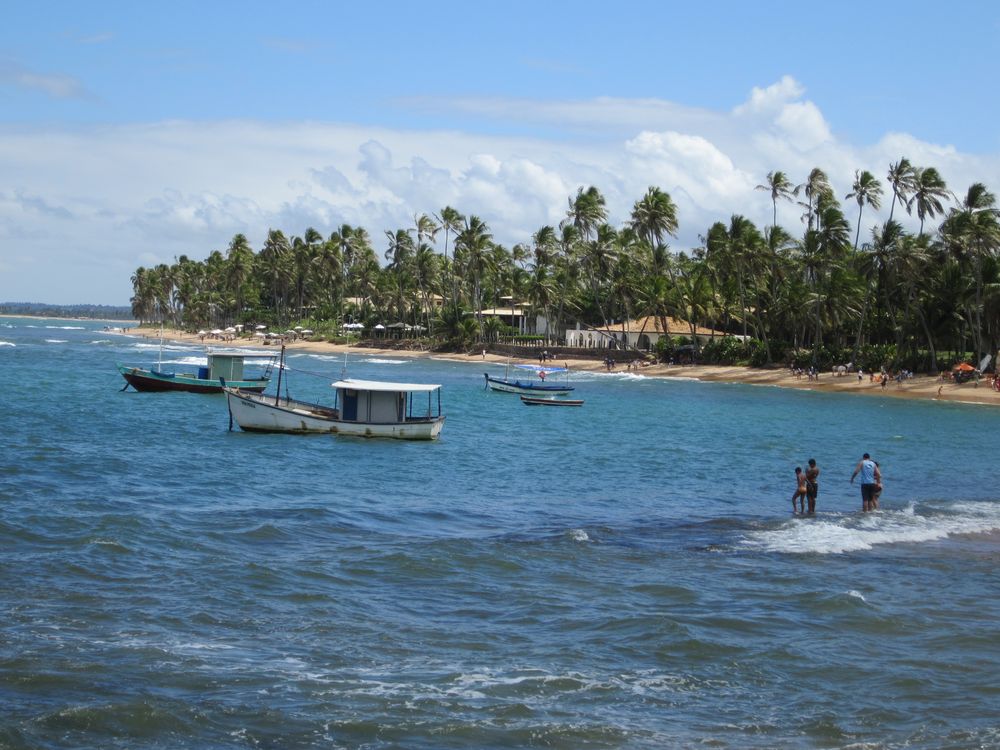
[
  {"x1": 937, "y1": 385, "x2": 943, "y2": 398},
  {"x1": 539, "y1": 370, "x2": 546, "y2": 381},
  {"x1": 881, "y1": 377, "x2": 888, "y2": 391},
  {"x1": 482, "y1": 349, "x2": 486, "y2": 359},
  {"x1": 805, "y1": 458, "x2": 820, "y2": 514},
  {"x1": 792, "y1": 467, "x2": 807, "y2": 514},
  {"x1": 850, "y1": 453, "x2": 881, "y2": 512}
]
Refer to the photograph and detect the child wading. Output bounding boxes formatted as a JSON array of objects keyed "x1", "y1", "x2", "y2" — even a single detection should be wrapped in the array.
[{"x1": 791, "y1": 467, "x2": 807, "y2": 514}]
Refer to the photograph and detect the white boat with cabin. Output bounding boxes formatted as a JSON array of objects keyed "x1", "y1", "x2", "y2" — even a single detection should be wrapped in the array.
[{"x1": 223, "y1": 377, "x2": 445, "y2": 440}]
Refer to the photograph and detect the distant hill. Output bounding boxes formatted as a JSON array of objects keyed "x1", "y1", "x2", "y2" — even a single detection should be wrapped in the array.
[{"x1": 0, "y1": 302, "x2": 134, "y2": 320}]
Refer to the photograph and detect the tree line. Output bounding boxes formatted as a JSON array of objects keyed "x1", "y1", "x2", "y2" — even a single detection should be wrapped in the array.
[{"x1": 130, "y1": 157, "x2": 1000, "y2": 372}]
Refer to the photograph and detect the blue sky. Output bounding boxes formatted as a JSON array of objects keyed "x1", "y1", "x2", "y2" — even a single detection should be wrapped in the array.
[{"x1": 2, "y1": 1, "x2": 1000, "y2": 304}]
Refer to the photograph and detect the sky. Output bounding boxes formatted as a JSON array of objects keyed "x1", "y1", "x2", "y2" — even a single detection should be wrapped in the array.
[{"x1": 2, "y1": 1, "x2": 1000, "y2": 305}]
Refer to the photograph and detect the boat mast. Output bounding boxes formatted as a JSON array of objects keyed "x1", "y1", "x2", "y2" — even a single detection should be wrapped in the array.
[{"x1": 274, "y1": 345, "x2": 285, "y2": 405}]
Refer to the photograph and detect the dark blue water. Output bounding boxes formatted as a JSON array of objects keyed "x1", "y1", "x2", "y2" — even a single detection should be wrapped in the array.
[{"x1": 2, "y1": 318, "x2": 999, "y2": 749}]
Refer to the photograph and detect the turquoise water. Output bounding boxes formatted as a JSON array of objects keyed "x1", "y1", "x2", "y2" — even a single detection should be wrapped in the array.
[{"x1": 2, "y1": 317, "x2": 999, "y2": 749}]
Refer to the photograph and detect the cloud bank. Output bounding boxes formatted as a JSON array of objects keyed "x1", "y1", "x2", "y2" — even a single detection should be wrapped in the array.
[{"x1": 0, "y1": 76, "x2": 994, "y2": 304}]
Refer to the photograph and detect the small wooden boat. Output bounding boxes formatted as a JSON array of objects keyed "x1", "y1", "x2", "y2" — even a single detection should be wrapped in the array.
[
  {"x1": 118, "y1": 352, "x2": 272, "y2": 393},
  {"x1": 520, "y1": 395, "x2": 584, "y2": 407}
]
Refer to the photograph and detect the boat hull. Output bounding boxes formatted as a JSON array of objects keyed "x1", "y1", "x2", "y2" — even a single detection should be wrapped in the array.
[
  {"x1": 118, "y1": 365, "x2": 269, "y2": 394},
  {"x1": 520, "y1": 396, "x2": 584, "y2": 406},
  {"x1": 225, "y1": 389, "x2": 445, "y2": 440},
  {"x1": 484, "y1": 374, "x2": 574, "y2": 396}
]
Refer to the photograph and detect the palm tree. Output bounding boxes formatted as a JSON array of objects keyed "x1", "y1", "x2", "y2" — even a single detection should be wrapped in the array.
[
  {"x1": 755, "y1": 170, "x2": 797, "y2": 228},
  {"x1": 258, "y1": 229, "x2": 293, "y2": 324},
  {"x1": 851, "y1": 220, "x2": 903, "y2": 363},
  {"x1": 886, "y1": 158, "x2": 916, "y2": 223},
  {"x1": 940, "y1": 183, "x2": 1000, "y2": 362},
  {"x1": 797, "y1": 168, "x2": 832, "y2": 232},
  {"x1": 907, "y1": 166, "x2": 952, "y2": 235},
  {"x1": 434, "y1": 206, "x2": 464, "y2": 312},
  {"x1": 384, "y1": 229, "x2": 415, "y2": 323},
  {"x1": 455, "y1": 215, "x2": 493, "y2": 325},
  {"x1": 225, "y1": 233, "x2": 255, "y2": 325},
  {"x1": 629, "y1": 186, "x2": 679, "y2": 250},
  {"x1": 845, "y1": 170, "x2": 883, "y2": 250},
  {"x1": 563, "y1": 185, "x2": 607, "y2": 242}
]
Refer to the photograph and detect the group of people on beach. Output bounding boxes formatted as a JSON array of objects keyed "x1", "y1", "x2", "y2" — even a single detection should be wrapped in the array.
[{"x1": 791, "y1": 454, "x2": 882, "y2": 514}]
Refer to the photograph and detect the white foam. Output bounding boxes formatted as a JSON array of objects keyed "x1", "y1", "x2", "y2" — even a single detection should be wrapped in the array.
[
  {"x1": 846, "y1": 590, "x2": 867, "y2": 602},
  {"x1": 362, "y1": 358, "x2": 407, "y2": 365},
  {"x1": 45, "y1": 325, "x2": 85, "y2": 330},
  {"x1": 743, "y1": 500, "x2": 1000, "y2": 554},
  {"x1": 45, "y1": 339, "x2": 68, "y2": 344},
  {"x1": 568, "y1": 528, "x2": 590, "y2": 542},
  {"x1": 0, "y1": 341, "x2": 14, "y2": 347},
  {"x1": 132, "y1": 342, "x2": 190, "y2": 352}
]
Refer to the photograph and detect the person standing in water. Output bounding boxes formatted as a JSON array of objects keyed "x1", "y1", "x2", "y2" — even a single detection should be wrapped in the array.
[
  {"x1": 805, "y1": 458, "x2": 820, "y2": 514},
  {"x1": 791, "y1": 467, "x2": 807, "y2": 514},
  {"x1": 850, "y1": 453, "x2": 881, "y2": 512}
]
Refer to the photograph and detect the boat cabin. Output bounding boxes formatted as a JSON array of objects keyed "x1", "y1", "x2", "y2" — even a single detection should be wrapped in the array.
[
  {"x1": 201, "y1": 353, "x2": 249, "y2": 382},
  {"x1": 330, "y1": 379, "x2": 442, "y2": 424}
]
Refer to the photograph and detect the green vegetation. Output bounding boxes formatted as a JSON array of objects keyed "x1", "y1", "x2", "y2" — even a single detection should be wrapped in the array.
[
  {"x1": 130, "y1": 159, "x2": 1000, "y2": 371},
  {"x1": 0, "y1": 302, "x2": 133, "y2": 320}
]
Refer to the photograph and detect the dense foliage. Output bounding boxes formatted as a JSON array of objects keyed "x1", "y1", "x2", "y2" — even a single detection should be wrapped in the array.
[
  {"x1": 129, "y1": 160, "x2": 1000, "y2": 371},
  {"x1": 1, "y1": 302, "x2": 133, "y2": 320}
]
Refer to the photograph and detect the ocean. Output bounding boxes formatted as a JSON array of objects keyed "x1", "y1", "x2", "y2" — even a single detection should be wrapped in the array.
[{"x1": 1, "y1": 317, "x2": 999, "y2": 749}]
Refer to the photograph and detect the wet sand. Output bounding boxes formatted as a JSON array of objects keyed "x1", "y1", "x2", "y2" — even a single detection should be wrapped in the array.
[{"x1": 128, "y1": 326, "x2": 1000, "y2": 407}]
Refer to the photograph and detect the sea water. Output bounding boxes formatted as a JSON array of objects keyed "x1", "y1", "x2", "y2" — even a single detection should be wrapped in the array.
[{"x1": 1, "y1": 317, "x2": 999, "y2": 749}]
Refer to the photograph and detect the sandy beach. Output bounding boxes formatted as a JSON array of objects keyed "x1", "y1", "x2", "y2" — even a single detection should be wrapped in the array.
[{"x1": 127, "y1": 325, "x2": 1000, "y2": 407}]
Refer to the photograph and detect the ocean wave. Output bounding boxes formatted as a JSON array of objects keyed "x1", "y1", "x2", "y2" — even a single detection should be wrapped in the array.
[
  {"x1": 132, "y1": 342, "x2": 191, "y2": 353},
  {"x1": 45, "y1": 325, "x2": 85, "y2": 330},
  {"x1": 0, "y1": 341, "x2": 14, "y2": 347},
  {"x1": 741, "y1": 499, "x2": 1000, "y2": 554},
  {"x1": 362, "y1": 358, "x2": 408, "y2": 365},
  {"x1": 45, "y1": 339, "x2": 68, "y2": 344}
]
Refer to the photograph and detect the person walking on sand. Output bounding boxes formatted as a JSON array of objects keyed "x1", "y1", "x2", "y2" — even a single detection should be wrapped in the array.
[
  {"x1": 850, "y1": 453, "x2": 881, "y2": 512},
  {"x1": 791, "y1": 467, "x2": 807, "y2": 514},
  {"x1": 805, "y1": 458, "x2": 820, "y2": 514}
]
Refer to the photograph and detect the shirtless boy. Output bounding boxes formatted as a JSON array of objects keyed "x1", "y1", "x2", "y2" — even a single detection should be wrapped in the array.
[{"x1": 791, "y1": 467, "x2": 807, "y2": 514}]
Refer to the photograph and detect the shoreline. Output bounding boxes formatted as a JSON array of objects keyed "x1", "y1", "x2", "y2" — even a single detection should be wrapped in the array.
[{"x1": 126, "y1": 325, "x2": 1000, "y2": 408}]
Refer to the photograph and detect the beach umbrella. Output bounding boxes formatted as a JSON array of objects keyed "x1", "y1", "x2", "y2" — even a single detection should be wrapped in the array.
[
  {"x1": 954, "y1": 362, "x2": 975, "y2": 371},
  {"x1": 211, "y1": 329, "x2": 223, "y2": 335},
  {"x1": 301, "y1": 329, "x2": 313, "y2": 334},
  {"x1": 294, "y1": 325, "x2": 304, "y2": 330},
  {"x1": 374, "y1": 324, "x2": 385, "y2": 330},
  {"x1": 224, "y1": 326, "x2": 236, "y2": 333},
  {"x1": 197, "y1": 330, "x2": 207, "y2": 335},
  {"x1": 255, "y1": 324, "x2": 267, "y2": 330}
]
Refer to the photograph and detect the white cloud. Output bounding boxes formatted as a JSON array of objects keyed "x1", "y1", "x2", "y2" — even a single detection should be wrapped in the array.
[
  {"x1": 733, "y1": 75, "x2": 804, "y2": 116},
  {"x1": 1, "y1": 78, "x2": 997, "y2": 304}
]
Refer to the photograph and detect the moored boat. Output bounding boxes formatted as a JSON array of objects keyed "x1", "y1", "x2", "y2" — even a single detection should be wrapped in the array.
[
  {"x1": 223, "y1": 378, "x2": 445, "y2": 440},
  {"x1": 484, "y1": 364, "x2": 574, "y2": 396},
  {"x1": 118, "y1": 352, "x2": 272, "y2": 393},
  {"x1": 520, "y1": 395, "x2": 584, "y2": 407}
]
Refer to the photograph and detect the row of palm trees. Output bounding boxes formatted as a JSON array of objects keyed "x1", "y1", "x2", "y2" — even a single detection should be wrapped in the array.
[{"x1": 131, "y1": 157, "x2": 1000, "y2": 371}]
